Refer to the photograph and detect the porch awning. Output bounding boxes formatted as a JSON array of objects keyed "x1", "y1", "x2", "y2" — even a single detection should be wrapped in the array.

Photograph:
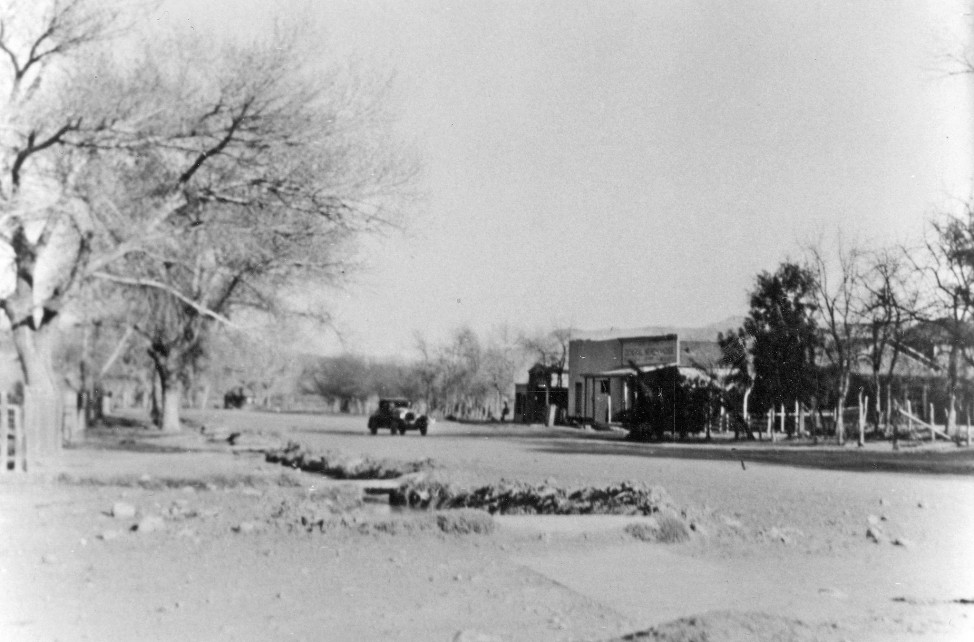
[{"x1": 589, "y1": 364, "x2": 712, "y2": 381}]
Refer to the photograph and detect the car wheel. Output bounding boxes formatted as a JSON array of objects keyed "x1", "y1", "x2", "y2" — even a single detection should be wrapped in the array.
[
  {"x1": 399, "y1": 425, "x2": 407, "y2": 435},
  {"x1": 420, "y1": 424, "x2": 427, "y2": 436},
  {"x1": 368, "y1": 418, "x2": 378, "y2": 435},
  {"x1": 390, "y1": 421, "x2": 400, "y2": 435}
]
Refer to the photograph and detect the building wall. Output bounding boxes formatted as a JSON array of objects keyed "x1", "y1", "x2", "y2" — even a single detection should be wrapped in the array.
[
  {"x1": 567, "y1": 334, "x2": 718, "y2": 422},
  {"x1": 567, "y1": 339, "x2": 622, "y2": 420}
]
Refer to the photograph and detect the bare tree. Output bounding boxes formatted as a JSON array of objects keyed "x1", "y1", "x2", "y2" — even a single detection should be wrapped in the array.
[
  {"x1": 518, "y1": 326, "x2": 572, "y2": 414},
  {"x1": 860, "y1": 248, "x2": 918, "y2": 432},
  {"x1": 806, "y1": 239, "x2": 867, "y2": 444},
  {"x1": 0, "y1": 16, "x2": 416, "y2": 432},
  {"x1": 0, "y1": 1, "x2": 121, "y2": 415},
  {"x1": 480, "y1": 325, "x2": 521, "y2": 418},
  {"x1": 910, "y1": 205, "x2": 974, "y2": 434}
]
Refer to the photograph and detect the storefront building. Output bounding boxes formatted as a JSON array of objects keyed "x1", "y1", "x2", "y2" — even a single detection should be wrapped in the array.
[{"x1": 567, "y1": 333, "x2": 718, "y2": 424}]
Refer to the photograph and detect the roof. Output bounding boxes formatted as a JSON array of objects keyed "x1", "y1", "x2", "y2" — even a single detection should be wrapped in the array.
[
  {"x1": 570, "y1": 316, "x2": 745, "y2": 342},
  {"x1": 587, "y1": 364, "x2": 712, "y2": 381}
]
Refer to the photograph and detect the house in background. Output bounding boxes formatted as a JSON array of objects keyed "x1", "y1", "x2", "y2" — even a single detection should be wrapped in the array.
[
  {"x1": 513, "y1": 363, "x2": 568, "y2": 424},
  {"x1": 567, "y1": 333, "x2": 722, "y2": 425}
]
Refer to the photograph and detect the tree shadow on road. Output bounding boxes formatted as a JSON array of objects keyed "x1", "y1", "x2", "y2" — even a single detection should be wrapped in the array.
[{"x1": 530, "y1": 436, "x2": 974, "y2": 475}]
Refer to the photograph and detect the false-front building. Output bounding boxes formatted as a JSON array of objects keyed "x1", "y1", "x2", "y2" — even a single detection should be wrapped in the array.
[{"x1": 567, "y1": 333, "x2": 721, "y2": 424}]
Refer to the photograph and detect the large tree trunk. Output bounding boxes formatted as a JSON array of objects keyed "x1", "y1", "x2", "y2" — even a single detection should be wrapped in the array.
[
  {"x1": 158, "y1": 370, "x2": 182, "y2": 433},
  {"x1": 149, "y1": 352, "x2": 182, "y2": 433},
  {"x1": 2, "y1": 298, "x2": 63, "y2": 462}
]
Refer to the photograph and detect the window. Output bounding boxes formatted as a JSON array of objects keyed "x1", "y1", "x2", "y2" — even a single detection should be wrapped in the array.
[{"x1": 599, "y1": 379, "x2": 610, "y2": 394}]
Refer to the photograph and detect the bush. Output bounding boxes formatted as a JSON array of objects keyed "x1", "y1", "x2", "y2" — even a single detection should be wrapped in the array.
[
  {"x1": 435, "y1": 509, "x2": 495, "y2": 535},
  {"x1": 624, "y1": 511, "x2": 691, "y2": 544},
  {"x1": 265, "y1": 442, "x2": 434, "y2": 479},
  {"x1": 391, "y1": 479, "x2": 676, "y2": 516}
]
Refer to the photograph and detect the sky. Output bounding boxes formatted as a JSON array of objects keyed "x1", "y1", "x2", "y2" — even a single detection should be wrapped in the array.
[{"x1": 147, "y1": 0, "x2": 974, "y2": 357}]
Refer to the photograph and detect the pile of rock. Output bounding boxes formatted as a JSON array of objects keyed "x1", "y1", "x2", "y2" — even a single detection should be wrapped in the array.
[
  {"x1": 390, "y1": 479, "x2": 675, "y2": 516},
  {"x1": 265, "y1": 442, "x2": 434, "y2": 480}
]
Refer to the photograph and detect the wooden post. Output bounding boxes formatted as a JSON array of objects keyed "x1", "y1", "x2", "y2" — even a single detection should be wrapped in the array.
[
  {"x1": 858, "y1": 394, "x2": 866, "y2": 447},
  {"x1": 905, "y1": 399, "x2": 913, "y2": 433},
  {"x1": 13, "y1": 403, "x2": 25, "y2": 472},
  {"x1": 0, "y1": 394, "x2": 7, "y2": 472},
  {"x1": 778, "y1": 403, "x2": 785, "y2": 439},
  {"x1": 930, "y1": 403, "x2": 936, "y2": 443},
  {"x1": 798, "y1": 404, "x2": 805, "y2": 438},
  {"x1": 875, "y1": 387, "x2": 883, "y2": 435},
  {"x1": 886, "y1": 383, "x2": 892, "y2": 435},
  {"x1": 767, "y1": 408, "x2": 773, "y2": 441},
  {"x1": 967, "y1": 405, "x2": 971, "y2": 448}
]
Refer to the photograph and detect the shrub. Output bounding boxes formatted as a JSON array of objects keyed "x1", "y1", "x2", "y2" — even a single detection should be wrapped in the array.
[
  {"x1": 624, "y1": 511, "x2": 691, "y2": 544},
  {"x1": 435, "y1": 509, "x2": 495, "y2": 535}
]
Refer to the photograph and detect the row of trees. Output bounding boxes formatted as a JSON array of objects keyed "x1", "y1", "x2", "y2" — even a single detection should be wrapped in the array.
[
  {"x1": 300, "y1": 326, "x2": 570, "y2": 420},
  {"x1": 720, "y1": 209, "x2": 974, "y2": 442},
  {"x1": 0, "y1": 1, "x2": 416, "y2": 441}
]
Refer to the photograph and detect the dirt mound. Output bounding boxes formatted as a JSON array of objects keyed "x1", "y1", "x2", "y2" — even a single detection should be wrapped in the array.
[
  {"x1": 265, "y1": 442, "x2": 435, "y2": 479},
  {"x1": 612, "y1": 610, "x2": 843, "y2": 641},
  {"x1": 390, "y1": 479, "x2": 677, "y2": 516}
]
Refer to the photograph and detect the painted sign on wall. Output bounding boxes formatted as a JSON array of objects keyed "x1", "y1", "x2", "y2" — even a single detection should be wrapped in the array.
[{"x1": 620, "y1": 336, "x2": 678, "y2": 367}]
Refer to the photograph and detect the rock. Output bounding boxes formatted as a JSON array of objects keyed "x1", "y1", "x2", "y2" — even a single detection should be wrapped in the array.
[
  {"x1": 721, "y1": 516, "x2": 743, "y2": 529},
  {"x1": 134, "y1": 515, "x2": 166, "y2": 533},
  {"x1": 98, "y1": 530, "x2": 122, "y2": 541},
  {"x1": 879, "y1": 498, "x2": 888, "y2": 506},
  {"x1": 893, "y1": 537, "x2": 914, "y2": 549},
  {"x1": 866, "y1": 526, "x2": 887, "y2": 544},
  {"x1": 916, "y1": 501, "x2": 925, "y2": 509},
  {"x1": 767, "y1": 527, "x2": 792, "y2": 545},
  {"x1": 232, "y1": 521, "x2": 259, "y2": 534},
  {"x1": 111, "y1": 501, "x2": 137, "y2": 519}
]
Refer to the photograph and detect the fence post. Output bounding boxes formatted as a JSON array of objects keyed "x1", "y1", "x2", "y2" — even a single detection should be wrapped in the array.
[
  {"x1": 967, "y1": 405, "x2": 971, "y2": 448},
  {"x1": 0, "y1": 394, "x2": 7, "y2": 472},
  {"x1": 860, "y1": 398, "x2": 866, "y2": 447},
  {"x1": 778, "y1": 403, "x2": 785, "y2": 439},
  {"x1": 929, "y1": 403, "x2": 936, "y2": 443},
  {"x1": 766, "y1": 408, "x2": 773, "y2": 441},
  {"x1": 798, "y1": 404, "x2": 805, "y2": 438},
  {"x1": 13, "y1": 403, "x2": 25, "y2": 472}
]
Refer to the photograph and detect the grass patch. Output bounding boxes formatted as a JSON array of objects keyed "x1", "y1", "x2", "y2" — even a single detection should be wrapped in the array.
[
  {"x1": 624, "y1": 511, "x2": 691, "y2": 544},
  {"x1": 435, "y1": 509, "x2": 495, "y2": 535}
]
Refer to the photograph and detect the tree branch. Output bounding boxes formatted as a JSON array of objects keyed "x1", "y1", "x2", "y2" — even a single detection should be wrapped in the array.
[{"x1": 91, "y1": 271, "x2": 237, "y2": 327}]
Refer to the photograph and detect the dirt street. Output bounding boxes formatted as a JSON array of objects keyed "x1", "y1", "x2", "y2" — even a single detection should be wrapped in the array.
[{"x1": 2, "y1": 410, "x2": 973, "y2": 641}]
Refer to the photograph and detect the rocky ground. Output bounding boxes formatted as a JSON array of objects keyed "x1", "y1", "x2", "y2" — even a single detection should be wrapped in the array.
[{"x1": 1, "y1": 410, "x2": 973, "y2": 641}]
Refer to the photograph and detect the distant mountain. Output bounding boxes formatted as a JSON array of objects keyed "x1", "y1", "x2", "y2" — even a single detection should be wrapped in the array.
[{"x1": 572, "y1": 316, "x2": 746, "y2": 343}]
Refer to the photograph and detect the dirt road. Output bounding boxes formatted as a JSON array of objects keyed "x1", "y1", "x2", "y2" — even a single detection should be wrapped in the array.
[{"x1": 1, "y1": 410, "x2": 972, "y2": 641}]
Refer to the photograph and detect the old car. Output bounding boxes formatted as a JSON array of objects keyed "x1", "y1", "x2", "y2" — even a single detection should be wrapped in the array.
[{"x1": 367, "y1": 398, "x2": 429, "y2": 435}]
